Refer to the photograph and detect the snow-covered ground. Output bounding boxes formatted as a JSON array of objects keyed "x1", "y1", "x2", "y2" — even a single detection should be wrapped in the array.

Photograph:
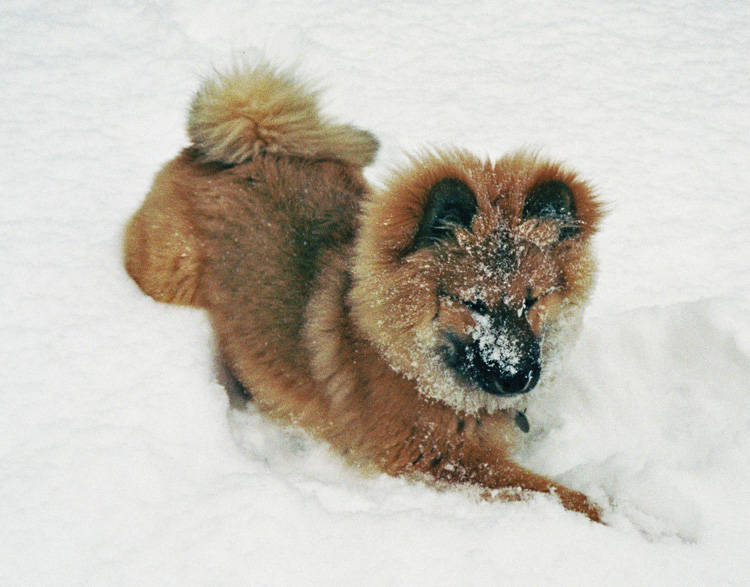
[{"x1": 3, "y1": 1, "x2": 749, "y2": 584}]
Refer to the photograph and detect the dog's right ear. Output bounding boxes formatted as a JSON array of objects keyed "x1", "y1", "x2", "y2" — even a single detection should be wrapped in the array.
[{"x1": 412, "y1": 178, "x2": 477, "y2": 250}]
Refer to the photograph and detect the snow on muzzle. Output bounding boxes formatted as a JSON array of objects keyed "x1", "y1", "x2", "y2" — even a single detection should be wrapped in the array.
[{"x1": 440, "y1": 308, "x2": 541, "y2": 397}]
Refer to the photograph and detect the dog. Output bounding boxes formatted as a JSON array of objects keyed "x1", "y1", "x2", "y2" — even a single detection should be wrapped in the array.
[{"x1": 123, "y1": 64, "x2": 604, "y2": 521}]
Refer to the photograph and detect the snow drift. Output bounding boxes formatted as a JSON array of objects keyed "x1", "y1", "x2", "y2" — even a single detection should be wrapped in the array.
[{"x1": 2, "y1": 1, "x2": 749, "y2": 585}]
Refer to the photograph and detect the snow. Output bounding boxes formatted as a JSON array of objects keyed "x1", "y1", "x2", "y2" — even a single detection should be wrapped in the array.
[{"x1": 2, "y1": 0, "x2": 749, "y2": 584}]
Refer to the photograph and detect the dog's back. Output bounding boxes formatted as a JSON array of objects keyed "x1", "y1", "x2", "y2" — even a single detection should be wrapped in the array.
[{"x1": 124, "y1": 64, "x2": 377, "y2": 311}]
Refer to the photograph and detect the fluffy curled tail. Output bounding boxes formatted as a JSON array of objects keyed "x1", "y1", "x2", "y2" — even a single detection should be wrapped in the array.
[{"x1": 187, "y1": 64, "x2": 379, "y2": 167}]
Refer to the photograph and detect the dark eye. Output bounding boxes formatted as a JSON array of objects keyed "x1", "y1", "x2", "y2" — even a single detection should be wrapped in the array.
[
  {"x1": 463, "y1": 298, "x2": 490, "y2": 315},
  {"x1": 523, "y1": 295, "x2": 538, "y2": 314},
  {"x1": 443, "y1": 292, "x2": 490, "y2": 316}
]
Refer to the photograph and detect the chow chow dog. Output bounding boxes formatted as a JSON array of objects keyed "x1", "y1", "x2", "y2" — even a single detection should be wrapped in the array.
[{"x1": 124, "y1": 64, "x2": 604, "y2": 521}]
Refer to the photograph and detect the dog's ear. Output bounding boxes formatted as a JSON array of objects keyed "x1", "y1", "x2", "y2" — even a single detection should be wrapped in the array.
[
  {"x1": 522, "y1": 180, "x2": 579, "y2": 239},
  {"x1": 412, "y1": 178, "x2": 477, "y2": 249}
]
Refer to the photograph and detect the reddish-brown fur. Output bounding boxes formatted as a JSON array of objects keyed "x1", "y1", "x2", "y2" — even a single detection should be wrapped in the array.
[{"x1": 124, "y1": 65, "x2": 604, "y2": 521}]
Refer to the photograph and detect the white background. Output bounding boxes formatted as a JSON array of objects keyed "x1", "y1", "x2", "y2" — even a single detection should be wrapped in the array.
[{"x1": 2, "y1": 1, "x2": 749, "y2": 584}]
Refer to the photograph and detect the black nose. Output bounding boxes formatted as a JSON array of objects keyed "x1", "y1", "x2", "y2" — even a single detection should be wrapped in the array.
[
  {"x1": 482, "y1": 357, "x2": 541, "y2": 396},
  {"x1": 472, "y1": 335, "x2": 541, "y2": 396},
  {"x1": 441, "y1": 333, "x2": 541, "y2": 397}
]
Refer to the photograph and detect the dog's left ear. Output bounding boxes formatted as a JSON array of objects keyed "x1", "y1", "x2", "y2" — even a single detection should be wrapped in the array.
[
  {"x1": 522, "y1": 180, "x2": 579, "y2": 239},
  {"x1": 412, "y1": 178, "x2": 477, "y2": 249}
]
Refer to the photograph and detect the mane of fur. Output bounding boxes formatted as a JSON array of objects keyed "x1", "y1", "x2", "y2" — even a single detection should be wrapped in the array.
[{"x1": 187, "y1": 64, "x2": 379, "y2": 167}]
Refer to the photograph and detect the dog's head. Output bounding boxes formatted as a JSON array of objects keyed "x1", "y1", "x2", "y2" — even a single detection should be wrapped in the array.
[{"x1": 350, "y1": 150, "x2": 603, "y2": 413}]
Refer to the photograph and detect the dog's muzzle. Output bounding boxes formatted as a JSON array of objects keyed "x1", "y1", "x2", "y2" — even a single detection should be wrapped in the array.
[{"x1": 440, "y1": 311, "x2": 542, "y2": 397}]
